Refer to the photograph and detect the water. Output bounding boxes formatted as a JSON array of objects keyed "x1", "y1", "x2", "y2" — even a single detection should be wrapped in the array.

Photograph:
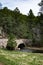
[
  {"x1": 20, "y1": 48, "x2": 43, "y2": 53},
  {"x1": 20, "y1": 48, "x2": 33, "y2": 52}
]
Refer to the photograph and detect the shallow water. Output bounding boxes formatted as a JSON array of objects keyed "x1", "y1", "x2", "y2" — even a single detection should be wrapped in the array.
[{"x1": 20, "y1": 48, "x2": 43, "y2": 53}]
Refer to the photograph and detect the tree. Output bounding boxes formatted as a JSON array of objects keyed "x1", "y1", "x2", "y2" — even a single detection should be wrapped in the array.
[
  {"x1": 27, "y1": 9, "x2": 35, "y2": 39},
  {"x1": 6, "y1": 34, "x2": 17, "y2": 50},
  {"x1": 14, "y1": 7, "x2": 20, "y2": 13},
  {"x1": 28, "y1": 9, "x2": 35, "y2": 18}
]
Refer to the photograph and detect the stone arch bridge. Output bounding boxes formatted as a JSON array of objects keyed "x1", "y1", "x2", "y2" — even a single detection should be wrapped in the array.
[
  {"x1": 15, "y1": 39, "x2": 32, "y2": 49},
  {"x1": 0, "y1": 39, "x2": 32, "y2": 49}
]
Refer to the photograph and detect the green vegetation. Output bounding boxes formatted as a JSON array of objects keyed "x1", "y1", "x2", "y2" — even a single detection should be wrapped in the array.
[
  {"x1": 0, "y1": 49, "x2": 43, "y2": 65},
  {"x1": 0, "y1": 7, "x2": 43, "y2": 47},
  {"x1": 6, "y1": 38, "x2": 17, "y2": 50},
  {"x1": 6, "y1": 34, "x2": 17, "y2": 50}
]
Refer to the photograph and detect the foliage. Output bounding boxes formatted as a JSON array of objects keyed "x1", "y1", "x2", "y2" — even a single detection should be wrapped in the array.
[
  {"x1": 6, "y1": 36, "x2": 17, "y2": 50},
  {"x1": 0, "y1": 7, "x2": 43, "y2": 47}
]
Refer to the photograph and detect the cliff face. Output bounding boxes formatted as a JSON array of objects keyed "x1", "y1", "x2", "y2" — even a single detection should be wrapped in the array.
[
  {"x1": 0, "y1": 39, "x2": 8, "y2": 48},
  {"x1": 0, "y1": 27, "x2": 6, "y2": 38},
  {"x1": 32, "y1": 24, "x2": 40, "y2": 41},
  {"x1": 32, "y1": 22, "x2": 43, "y2": 47}
]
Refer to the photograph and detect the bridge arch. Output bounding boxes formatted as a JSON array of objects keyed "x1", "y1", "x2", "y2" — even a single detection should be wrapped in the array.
[{"x1": 18, "y1": 43, "x2": 25, "y2": 49}]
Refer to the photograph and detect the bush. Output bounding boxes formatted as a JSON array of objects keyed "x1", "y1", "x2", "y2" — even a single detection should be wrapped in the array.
[{"x1": 6, "y1": 38, "x2": 17, "y2": 50}]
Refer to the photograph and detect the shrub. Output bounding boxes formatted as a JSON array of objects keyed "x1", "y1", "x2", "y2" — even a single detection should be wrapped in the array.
[{"x1": 6, "y1": 38, "x2": 17, "y2": 50}]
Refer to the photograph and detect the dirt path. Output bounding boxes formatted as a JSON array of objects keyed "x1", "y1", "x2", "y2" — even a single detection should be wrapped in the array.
[
  {"x1": 27, "y1": 47, "x2": 43, "y2": 50},
  {"x1": 0, "y1": 63, "x2": 4, "y2": 65}
]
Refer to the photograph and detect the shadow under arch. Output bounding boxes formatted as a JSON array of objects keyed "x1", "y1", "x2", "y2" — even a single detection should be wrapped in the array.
[{"x1": 18, "y1": 43, "x2": 25, "y2": 49}]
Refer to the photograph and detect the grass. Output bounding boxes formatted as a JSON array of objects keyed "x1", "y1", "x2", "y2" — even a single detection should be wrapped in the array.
[{"x1": 0, "y1": 49, "x2": 43, "y2": 65}]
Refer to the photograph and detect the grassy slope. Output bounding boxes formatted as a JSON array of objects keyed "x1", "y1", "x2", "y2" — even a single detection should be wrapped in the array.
[{"x1": 0, "y1": 49, "x2": 43, "y2": 65}]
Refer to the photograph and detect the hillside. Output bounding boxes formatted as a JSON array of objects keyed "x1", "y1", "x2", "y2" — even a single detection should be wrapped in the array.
[{"x1": 0, "y1": 7, "x2": 43, "y2": 47}]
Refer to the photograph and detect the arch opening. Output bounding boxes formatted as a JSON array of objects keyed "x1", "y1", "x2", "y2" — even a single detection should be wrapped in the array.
[{"x1": 18, "y1": 43, "x2": 25, "y2": 49}]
